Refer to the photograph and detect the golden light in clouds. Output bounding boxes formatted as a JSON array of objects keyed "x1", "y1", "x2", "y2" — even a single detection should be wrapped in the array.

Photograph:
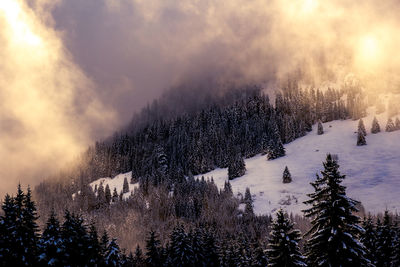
[{"x1": 0, "y1": 0, "x2": 115, "y2": 196}]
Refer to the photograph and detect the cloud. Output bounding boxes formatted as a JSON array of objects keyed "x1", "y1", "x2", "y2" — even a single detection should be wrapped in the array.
[
  {"x1": 0, "y1": 0, "x2": 116, "y2": 196},
  {"x1": 2, "y1": 0, "x2": 400, "y2": 196}
]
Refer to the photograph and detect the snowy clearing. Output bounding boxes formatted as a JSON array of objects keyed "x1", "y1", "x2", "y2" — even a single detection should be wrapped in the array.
[{"x1": 196, "y1": 107, "x2": 400, "y2": 215}]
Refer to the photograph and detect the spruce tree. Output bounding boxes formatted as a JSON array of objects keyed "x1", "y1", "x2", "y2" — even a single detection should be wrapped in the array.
[
  {"x1": 168, "y1": 224, "x2": 194, "y2": 266},
  {"x1": 360, "y1": 215, "x2": 377, "y2": 266},
  {"x1": 386, "y1": 118, "x2": 396, "y2": 132},
  {"x1": 303, "y1": 154, "x2": 370, "y2": 266},
  {"x1": 145, "y1": 231, "x2": 162, "y2": 267},
  {"x1": 283, "y1": 166, "x2": 292, "y2": 183},
  {"x1": 267, "y1": 209, "x2": 306, "y2": 267},
  {"x1": 87, "y1": 223, "x2": 102, "y2": 265},
  {"x1": 228, "y1": 154, "x2": 246, "y2": 180},
  {"x1": 358, "y1": 118, "x2": 367, "y2": 136},
  {"x1": 395, "y1": 117, "x2": 400, "y2": 130},
  {"x1": 21, "y1": 187, "x2": 39, "y2": 264},
  {"x1": 133, "y1": 245, "x2": 145, "y2": 267},
  {"x1": 371, "y1": 117, "x2": 380, "y2": 134},
  {"x1": 357, "y1": 128, "x2": 367, "y2": 146},
  {"x1": 317, "y1": 120, "x2": 324, "y2": 135},
  {"x1": 123, "y1": 177, "x2": 130, "y2": 194},
  {"x1": 0, "y1": 194, "x2": 17, "y2": 266},
  {"x1": 375, "y1": 211, "x2": 394, "y2": 267},
  {"x1": 244, "y1": 187, "x2": 254, "y2": 216},
  {"x1": 105, "y1": 184, "x2": 112, "y2": 204},
  {"x1": 104, "y1": 238, "x2": 121, "y2": 267},
  {"x1": 38, "y1": 211, "x2": 64, "y2": 266},
  {"x1": 202, "y1": 230, "x2": 220, "y2": 267}
]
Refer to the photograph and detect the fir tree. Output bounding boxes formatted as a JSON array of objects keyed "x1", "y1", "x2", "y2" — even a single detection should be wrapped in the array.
[
  {"x1": 145, "y1": 231, "x2": 162, "y2": 267},
  {"x1": 357, "y1": 127, "x2": 367, "y2": 146},
  {"x1": 228, "y1": 154, "x2": 246, "y2": 180},
  {"x1": 38, "y1": 211, "x2": 64, "y2": 266},
  {"x1": 360, "y1": 215, "x2": 377, "y2": 266},
  {"x1": 168, "y1": 224, "x2": 194, "y2": 266},
  {"x1": 267, "y1": 209, "x2": 306, "y2": 267},
  {"x1": 317, "y1": 120, "x2": 324, "y2": 135},
  {"x1": 303, "y1": 154, "x2": 370, "y2": 266},
  {"x1": 87, "y1": 223, "x2": 102, "y2": 265},
  {"x1": 386, "y1": 118, "x2": 396, "y2": 132},
  {"x1": 395, "y1": 117, "x2": 400, "y2": 130},
  {"x1": 244, "y1": 187, "x2": 254, "y2": 216},
  {"x1": 112, "y1": 188, "x2": 119, "y2": 203},
  {"x1": 123, "y1": 177, "x2": 130, "y2": 194},
  {"x1": 21, "y1": 187, "x2": 39, "y2": 265},
  {"x1": 202, "y1": 230, "x2": 220, "y2": 267},
  {"x1": 375, "y1": 211, "x2": 394, "y2": 267},
  {"x1": 105, "y1": 184, "x2": 112, "y2": 204},
  {"x1": 371, "y1": 117, "x2": 380, "y2": 134},
  {"x1": 133, "y1": 245, "x2": 145, "y2": 267},
  {"x1": 283, "y1": 166, "x2": 292, "y2": 183},
  {"x1": 104, "y1": 238, "x2": 121, "y2": 267},
  {"x1": 358, "y1": 118, "x2": 367, "y2": 136}
]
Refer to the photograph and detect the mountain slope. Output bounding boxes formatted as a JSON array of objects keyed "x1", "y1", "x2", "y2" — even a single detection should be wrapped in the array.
[{"x1": 196, "y1": 106, "x2": 400, "y2": 215}]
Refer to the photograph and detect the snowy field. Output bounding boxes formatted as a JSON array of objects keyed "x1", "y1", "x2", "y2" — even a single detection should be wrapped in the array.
[
  {"x1": 196, "y1": 108, "x2": 400, "y2": 215},
  {"x1": 88, "y1": 172, "x2": 138, "y2": 201}
]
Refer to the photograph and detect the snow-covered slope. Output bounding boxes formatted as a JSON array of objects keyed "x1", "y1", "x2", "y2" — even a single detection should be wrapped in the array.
[
  {"x1": 196, "y1": 108, "x2": 400, "y2": 215},
  {"x1": 89, "y1": 172, "x2": 138, "y2": 200}
]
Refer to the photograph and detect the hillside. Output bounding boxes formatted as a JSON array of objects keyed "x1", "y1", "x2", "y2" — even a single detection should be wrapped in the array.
[{"x1": 196, "y1": 106, "x2": 400, "y2": 215}]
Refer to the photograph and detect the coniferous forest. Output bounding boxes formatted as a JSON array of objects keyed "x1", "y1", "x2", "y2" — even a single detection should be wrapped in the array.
[{"x1": 2, "y1": 84, "x2": 400, "y2": 266}]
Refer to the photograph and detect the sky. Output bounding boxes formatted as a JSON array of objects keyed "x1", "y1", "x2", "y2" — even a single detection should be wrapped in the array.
[{"x1": 1, "y1": 0, "x2": 400, "y2": 196}]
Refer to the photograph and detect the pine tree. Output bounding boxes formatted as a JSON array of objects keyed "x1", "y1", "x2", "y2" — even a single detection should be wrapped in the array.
[
  {"x1": 38, "y1": 211, "x2": 64, "y2": 266},
  {"x1": 386, "y1": 118, "x2": 396, "y2": 132},
  {"x1": 283, "y1": 166, "x2": 292, "y2": 183},
  {"x1": 202, "y1": 230, "x2": 220, "y2": 267},
  {"x1": 145, "y1": 231, "x2": 162, "y2": 267},
  {"x1": 228, "y1": 154, "x2": 246, "y2": 180},
  {"x1": 0, "y1": 194, "x2": 17, "y2": 266},
  {"x1": 358, "y1": 118, "x2": 367, "y2": 136},
  {"x1": 267, "y1": 209, "x2": 306, "y2": 267},
  {"x1": 123, "y1": 177, "x2": 130, "y2": 194},
  {"x1": 317, "y1": 120, "x2": 324, "y2": 135},
  {"x1": 357, "y1": 128, "x2": 367, "y2": 146},
  {"x1": 371, "y1": 117, "x2": 380, "y2": 134},
  {"x1": 112, "y1": 188, "x2": 119, "y2": 203},
  {"x1": 303, "y1": 154, "x2": 370, "y2": 266}
]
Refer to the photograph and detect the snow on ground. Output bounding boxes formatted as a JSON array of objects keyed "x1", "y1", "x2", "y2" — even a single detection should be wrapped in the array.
[
  {"x1": 89, "y1": 172, "x2": 138, "y2": 200},
  {"x1": 196, "y1": 107, "x2": 400, "y2": 215}
]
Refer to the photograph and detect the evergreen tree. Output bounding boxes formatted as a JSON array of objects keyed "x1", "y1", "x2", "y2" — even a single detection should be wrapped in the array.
[
  {"x1": 283, "y1": 166, "x2": 292, "y2": 183},
  {"x1": 371, "y1": 117, "x2": 380, "y2": 134},
  {"x1": 358, "y1": 118, "x2": 367, "y2": 136},
  {"x1": 303, "y1": 154, "x2": 370, "y2": 266},
  {"x1": 104, "y1": 238, "x2": 122, "y2": 267},
  {"x1": 21, "y1": 187, "x2": 39, "y2": 265},
  {"x1": 105, "y1": 184, "x2": 112, "y2": 204},
  {"x1": 267, "y1": 115, "x2": 286, "y2": 160},
  {"x1": 168, "y1": 224, "x2": 194, "y2": 266},
  {"x1": 317, "y1": 120, "x2": 324, "y2": 135},
  {"x1": 202, "y1": 230, "x2": 220, "y2": 267},
  {"x1": 267, "y1": 209, "x2": 306, "y2": 267},
  {"x1": 357, "y1": 128, "x2": 367, "y2": 146},
  {"x1": 386, "y1": 118, "x2": 396, "y2": 132},
  {"x1": 87, "y1": 223, "x2": 102, "y2": 265},
  {"x1": 61, "y1": 211, "x2": 90, "y2": 266},
  {"x1": 38, "y1": 211, "x2": 64, "y2": 266},
  {"x1": 395, "y1": 117, "x2": 400, "y2": 130},
  {"x1": 133, "y1": 245, "x2": 145, "y2": 267},
  {"x1": 360, "y1": 215, "x2": 377, "y2": 266},
  {"x1": 375, "y1": 211, "x2": 394, "y2": 267},
  {"x1": 244, "y1": 187, "x2": 254, "y2": 216},
  {"x1": 123, "y1": 177, "x2": 130, "y2": 194},
  {"x1": 228, "y1": 154, "x2": 246, "y2": 180},
  {"x1": 145, "y1": 231, "x2": 162, "y2": 267},
  {"x1": 0, "y1": 194, "x2": 18, "y2": 266},
  {"x1": 112, "y1": 188, "x2": 119, "y2": 203}
]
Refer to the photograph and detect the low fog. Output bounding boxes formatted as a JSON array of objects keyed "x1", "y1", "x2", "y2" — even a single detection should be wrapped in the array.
[{"x1": 1, "y1": 0, "x2": 400, "y2": 196}]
